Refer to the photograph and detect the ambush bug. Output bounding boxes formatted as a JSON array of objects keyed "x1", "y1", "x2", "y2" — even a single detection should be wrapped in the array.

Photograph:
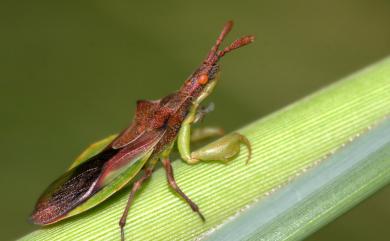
[{"x1": 31, "y1": 20, "x2": 254, "y2": 240}]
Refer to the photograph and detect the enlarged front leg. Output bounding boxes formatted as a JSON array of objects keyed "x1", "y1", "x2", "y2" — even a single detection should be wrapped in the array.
[
  {"x1": 178, "y1": 104, "x2": 251, "y2": 164},
  {"x1": 191, "y1": 133, "x2": 251, "y2": 164}
]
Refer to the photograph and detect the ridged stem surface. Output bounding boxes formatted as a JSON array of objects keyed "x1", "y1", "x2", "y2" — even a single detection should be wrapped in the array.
[{"x1": 21, "y1": 57, "x2": 390, "y2": 241}]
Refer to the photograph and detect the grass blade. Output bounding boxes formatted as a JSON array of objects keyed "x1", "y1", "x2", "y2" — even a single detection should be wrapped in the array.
[
  {"x1": 205, "y1": 119, "x2": 390, "y2": 241},
  {"x1": 20, "y1": 57, "x2": 390, "y2": 241}
]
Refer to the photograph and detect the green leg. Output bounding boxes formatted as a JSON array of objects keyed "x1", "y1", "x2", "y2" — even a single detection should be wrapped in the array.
[
  {"x1": 191, "y1": 133, "x2": 252, "y2": 164},
  {"x1": 177, "y1": 79, "x2": 220, "y2": 163},
  {"x1": 177, "y1": 76, "x2": 250, "y2": 165},
  {"x1": 178, "y1": 125, "x2": 225, "y2": 164},
  {"x1": 178, "y1": 107, "x2": 251, "y2": 164},
  {"x1": 177, "y1": 104, "x2": 207, "y2": 164},
  {"x1": 190, "y1": 126, "x2": 224, "y2": 142}
]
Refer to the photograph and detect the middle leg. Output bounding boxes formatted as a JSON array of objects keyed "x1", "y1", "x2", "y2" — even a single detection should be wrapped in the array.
[
  {"x1": 190, "y1": 126, "x2": 224, "y2": 143},
  {"x1": 161, "y1": 158, "x2": 205, "y2": 221}
]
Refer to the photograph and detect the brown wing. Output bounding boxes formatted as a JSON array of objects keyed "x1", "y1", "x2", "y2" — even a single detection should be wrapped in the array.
[
  {"x1": 112, "y1": 99, "x2": 160, "y2": 149},
  {"x1": 31, "y1": 128, "x2": 165, "y2": 225},
  {"x1": 96, "y1": 128, "x2": 165, "y2": 187}
]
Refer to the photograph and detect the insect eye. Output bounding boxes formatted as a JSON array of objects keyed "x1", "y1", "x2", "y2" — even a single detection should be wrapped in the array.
[{"x1": 198, "y1": 74, "x2": 209, "y2": 85}]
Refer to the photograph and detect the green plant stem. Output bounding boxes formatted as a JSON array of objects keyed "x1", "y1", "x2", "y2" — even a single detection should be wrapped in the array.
[
  {"x1": 21, "y1": 57, "x2": 390, "y2": 241},
  {"x1": 205, "y1": 118, "x2": 390, "y2": 241}
]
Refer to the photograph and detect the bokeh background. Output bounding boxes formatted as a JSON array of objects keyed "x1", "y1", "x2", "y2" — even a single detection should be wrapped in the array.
[{"x1": 1, "y1": 0, "x2": 389, "y2": 240}]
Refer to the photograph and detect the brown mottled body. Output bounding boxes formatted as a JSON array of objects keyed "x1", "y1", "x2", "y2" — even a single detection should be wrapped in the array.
[{"x1": 31, "y1": 20, "x2": 254, "y2": 241}]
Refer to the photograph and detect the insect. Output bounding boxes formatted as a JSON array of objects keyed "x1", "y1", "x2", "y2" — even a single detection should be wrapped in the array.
[{"x1": 31, "y1": 20, "x2": 254, "y2": 240}]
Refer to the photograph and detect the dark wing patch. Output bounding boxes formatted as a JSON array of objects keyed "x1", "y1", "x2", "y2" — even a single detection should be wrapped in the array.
[
  {"x1": 31, "y1": 148, "x2": 119, "y2": 225},
  {"x1": 31, "y1": 128, "x2": 166, "y2": 225}
]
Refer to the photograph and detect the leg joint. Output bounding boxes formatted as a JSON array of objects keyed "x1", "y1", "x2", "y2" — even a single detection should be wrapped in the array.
[{"x1": 168, "y1": 179, "x2": 178, "y2": 189}]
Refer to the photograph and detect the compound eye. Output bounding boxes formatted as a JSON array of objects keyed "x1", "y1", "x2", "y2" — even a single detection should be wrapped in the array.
[{"x1": 198, "y1": 74, "x2": 209, "y2": 85}]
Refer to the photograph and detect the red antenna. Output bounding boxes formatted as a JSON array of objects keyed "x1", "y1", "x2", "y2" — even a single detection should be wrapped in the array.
[{"x1": 205, "y1": 21, "x2": 255, "y2": 65}]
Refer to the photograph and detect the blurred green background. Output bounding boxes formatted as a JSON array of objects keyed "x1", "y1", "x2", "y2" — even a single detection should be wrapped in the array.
[{"x1": 1, "y1": 0, "x2": 389, "y2": 240}]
